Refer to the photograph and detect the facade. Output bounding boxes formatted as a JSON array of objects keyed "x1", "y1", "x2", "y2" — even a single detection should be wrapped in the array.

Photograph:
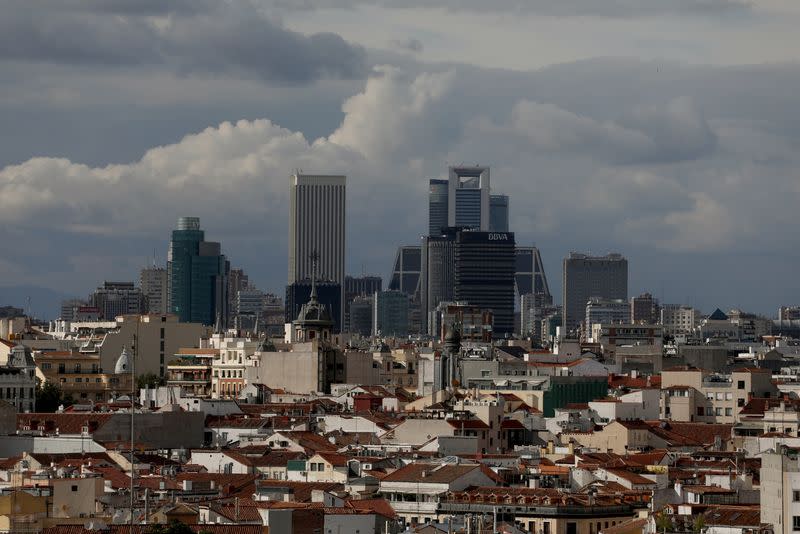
[
  {"x1": 388, "y1": 246, "x2": 422, "y2": 299},
  {"x1": 779, "y1": 306, "x2": 800, "y2": 321},
  {"x1": 288, "y1": 173, "x2": 346, "y2": 323},
  {"x1": 661, "y1": 366, "x2": 777, "y2": 423},
  {"x1": 0, "y1": 346, "x2": 36, "y2": 412},
  {"x1": 489, "y1": 194, "x2": 509, "y2": 232},
  {"x1": 210, "y1": 337, "x2": 259, "y2": 399},
  {"x1": 140, "y1": 268, "x2": 168, "y2": 315},
  {"x1": 345, "y1": 275, "x2": 382, "y2": 333},
  {"x1": 421, "y1": 230, "x2": 457, "y2": 335},
  {"x1": 373, "y1": 290, "x2": 409, "y2": 337},
  {"x1": 585, "y1": 298, "x2": 630, "y2": 333},
  {"x1": 515, "y1": 247, "x2": 551, "y2": 301},
  {"x1": 562, "y1": 252, "x2": 628, "y2": 335},
  {"x1": 631, "y1": 292, "x2": 658, "y2": 324},
  {"x1": 285, "y1": 280, "x2": 342, "y2": 333},
  {"x1": 96, "y1": 314, "x2": 210, "y2": 378},
  {"x1": 431, "y1": 302, "x2": 493, "y2": 343},
  {"x1": 761, "y1": 447, "x2": 800, "y2": 534},
  {"x1": 167, "y1": 348, "x2": 217, "y2": 398},
  {"x1": 167, "y1": 216, "x2": 230, "y2": 326},
  {"x1": 660, "y1": 304, "x2": 698, "y2": 336},
  {"x1": 90, "y1": 281, "x2": 144, "y2": 320},
  {"x1": 348, "y1": 295, "x2": 374, "y2": 337},
  {"x1": 455, "y1": 230, "x2": 516, "y2": 337},
  {"x1": 448, "y1": 166, "x2": 491, "y2": 230},
  {"x1": 428, "y1": 179, "x2": 449, "y2": 236},
  {"x1": 35, "y1": 349, "x2": 133, "y2": 403}
]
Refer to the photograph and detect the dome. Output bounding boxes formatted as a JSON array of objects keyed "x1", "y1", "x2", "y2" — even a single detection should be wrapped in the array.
[{"x1": 114, "y1": 346, "x2": 132, "y2": 374}]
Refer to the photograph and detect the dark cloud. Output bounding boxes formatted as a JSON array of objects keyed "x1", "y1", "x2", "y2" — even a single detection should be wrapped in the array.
[
  {"x1": 0, "y1": 1, "x2": 367, "y2": 82},
  {"x1": 263, "y1": 0, "x2": 751, "y2": 18}
]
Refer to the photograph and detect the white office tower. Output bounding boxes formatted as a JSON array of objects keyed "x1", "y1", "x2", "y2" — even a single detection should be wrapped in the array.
[
  {"x1": 447, "y1": 166, "x2": 490, "y2": 231},
  {"x1": 288, "y1": 174, "x2": 346, "y2": 317}
]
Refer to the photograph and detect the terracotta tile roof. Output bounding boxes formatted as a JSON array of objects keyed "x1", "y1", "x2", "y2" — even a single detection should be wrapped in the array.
[
  {"x1": 599, "y1": 517, "x2": 647, "y2": 534},
  {"x1": 603, "y1": 468, "x2": 657, "y2": 486},
  {"x1": 381, "y1": 462, "x2": 491, "y2": 484},
  {"x1": 208, "y1": 499, "x2": 262, "y2": 522},
  {"x1": 175, "y1": 473, "x2": 259, "y2": 497},
  {"x1": 446, "y1": 419, "x2": 490, "y2": 429},
  {"x1": 254, "y1": 480, "x2": 343, "y2": 502},
  {"x1": 314, "y1": 451, "x2": 349, "y2": 467},
  {"x1": 276, "y1": 431, "x2": 339, "y2": 453},
  {"x1": 347, "y1": 497, "x2": 397, "y2": 519},
  {"x1": 42, "y1": 527, "x2": 264, "y2": 534},
  {"x1": 17, "y1": 413, "x2": 115, "y2": 434},
  {"x1": 645, "y1": 421, "x2": 733, "y2": 446},
  {"x1": 702, "y1": 505, "x2": 761, "y2": 526}
]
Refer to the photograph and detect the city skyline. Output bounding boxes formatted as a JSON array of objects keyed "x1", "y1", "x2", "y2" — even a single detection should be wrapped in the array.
[{"x1": 1, "y1": 2, "x2": 799, "y2": 318}]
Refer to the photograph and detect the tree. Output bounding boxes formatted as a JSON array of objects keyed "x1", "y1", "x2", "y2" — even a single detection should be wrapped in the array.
[
  {"x1": 35, "y1": 381, "x2": 74, "y2": 412},
  {"x1": 136, "y1": 372, "x2": 166, "y2": 389},
  {"x1": 146, "y1": 520, "x2": 195, "y2": 534}
]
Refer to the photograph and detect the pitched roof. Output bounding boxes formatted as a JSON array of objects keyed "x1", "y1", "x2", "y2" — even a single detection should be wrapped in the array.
[
  {"x1": 707, "y1": 308, "x2": 729, "y2": 321},
  {"x1": 381, "y1": 462, "x2": 490, "y2": 484}
]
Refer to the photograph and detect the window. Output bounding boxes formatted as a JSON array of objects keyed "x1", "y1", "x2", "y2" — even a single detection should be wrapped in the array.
[
  {"x1": 75, "y1": 364, "x2": 81, "y2": 373},
  {"x1": 793, "y1": 516, "x2": 800, "y2": 531},
  {"x1": 71, "y1": 485, "x2": 78, "y2": 492},
  {"x1": 715, "y1": 407, "x2": 722, "y2": 416},
  {"x1": 725, "y1": 408, "x2": 733, "y2": 416},
  {"x1": 310, "y1": 463, "x2": 317, "y2": 471},
  {"x1": 738, "y1": 380, "x2": 745, "y2": 389},
  {"x1": 738, "y1": 398, "x2": 745, "y2": 407},
  {"x1": 697, "y1": 407, "x2": 704, "y2": 416},
  {"x1": 716, "y1": 392, "x2": 723, "y2": 400},
  {"x1": 794, "y1": 490, "x2": 800, "y2": 502},
  {"x1": 725, "y1": 392, "x2": 732, "y2": 400}
]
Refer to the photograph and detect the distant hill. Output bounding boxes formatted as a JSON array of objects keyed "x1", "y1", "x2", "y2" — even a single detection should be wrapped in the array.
[{"x1": 0, "y1": 285, "x2": 77, "y2": 321}]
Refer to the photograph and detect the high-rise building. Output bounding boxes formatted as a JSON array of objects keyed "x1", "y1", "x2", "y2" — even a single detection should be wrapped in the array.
[
  {"x1": 228, "y1": 268, "x2": 251, "y2": 323},
  {"x1": 489, "y1": 194, "x2": 509, "y2": 232},
  {"x1": 631, "y1": 292, "x2": 659, "y2": 324},
  {"x1": 779, "y1": 306, "x2": 800, "y2": 321},
  {"x1": 660, "y1": 304, "x2": 698, "y2": 336},
  {"x1": 515, "y1": 247, "x2": 551, "y2": 301},
  {"x1": 90, "y1": 282, "x2": 144, "y2": 320},
  {"x1": 373, "y1": 290, "x2": 409, "y2": 337},
  {"x1": 59, "y1": 298, "x2": 87, "y2": 322},
  {"x1": 388, "y1": 246, "x2": 422, "y2": 298},
  {"x1": 562, "y1": 252, "x2": 628, "y2": 335},
  {"x1": 285, "y1": 279, "x2": 342, "y2": 333},
  {"x1": 448, "y1": 166, "x2": 490, "y2": 230},
  {"x1": 288, "y1": 174, "x2": 346, "y2": 325},
  {"x1": 585, "y1": 297, "x2": 630, "y2": 333},
  {"x1": 167, "y1": 216, "x2": 230, "y2": 326},
  {"x1": 455, "y1": 230, "x2": 516, "y2": 337},
  {"x1": 140, "y1": 267, "x2": 168, "y2": 314},
  {"x1": 421, "y1": 230, "x2": 457, "y2": 335},
  {"x1": 344, "y1": 275, "x2": 382, "y2": 332},
  {"x1": 428, "y1": 179, "x2": 449, "y2": 236},
  {"x1": 348, "y1": 295, "x2": 374, "y2": 337}
]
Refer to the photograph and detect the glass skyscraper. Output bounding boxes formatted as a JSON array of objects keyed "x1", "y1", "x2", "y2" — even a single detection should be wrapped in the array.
[
  {"x1": 428, "y1": 179, "x2": 449, "y2": 236},
  {"x1": 454, "y1": 230, "x2": 516, "y2": 337},
  {"x1": 489, "y1": 194, "x2": 509, "y2": 232},
  {"x1": 167, "y1": 217, "x2": 229, "y2": 326}
]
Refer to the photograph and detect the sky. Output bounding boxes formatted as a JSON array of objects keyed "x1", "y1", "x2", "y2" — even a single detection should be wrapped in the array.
[{"x1": 1, "y1": 0, "x2": 799, "y2": 319}]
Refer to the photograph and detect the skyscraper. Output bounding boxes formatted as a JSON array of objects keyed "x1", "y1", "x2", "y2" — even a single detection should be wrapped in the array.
[
  {"x1": 388, "y1": 245, "x2": 422, "y2": 299},
  {"x1": 90, "y1": 281, "x2": 144, "y2": 320},
  {"x1": 448, "y1": 166, "x2": 490, "y2": 230},
  {"x1": 489, "y1": 194, "x2": 509, "y2": 232},
  {"x1": 373, "y1": 290, "x2": 410, "y2": 337},
  {"x1": 515, "y1": 247, "x2": 551, "y2": 300},
  {"x1": 288, "y1": 174, "x2": 346, "y2": 322},
  {"x1": 561, "y1": 252, "x2": 628, "y2": 335},
  {"x1": 428, "y1": 179, "x2": 449, "y2": 236},
  {"x1": 140, "y1": 267, "x2": 168, "y2": 314},
  {"x1": 421, "y1": 230, "x2": 457, "y2": 334},
  {"x1": 454, "y1": 230, "x2": 516, "y2": 337},
  {"x1": 167, "y1": 216, "x2": 230, "y2": 326},
  {"x1": 344, "y1": 275, "x2": 382, "y2": 332}
]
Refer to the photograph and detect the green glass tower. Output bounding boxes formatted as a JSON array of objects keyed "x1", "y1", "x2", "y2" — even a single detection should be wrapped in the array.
[{"x1": 167, "y1": 217, "x2": 229, "y2": 326}]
